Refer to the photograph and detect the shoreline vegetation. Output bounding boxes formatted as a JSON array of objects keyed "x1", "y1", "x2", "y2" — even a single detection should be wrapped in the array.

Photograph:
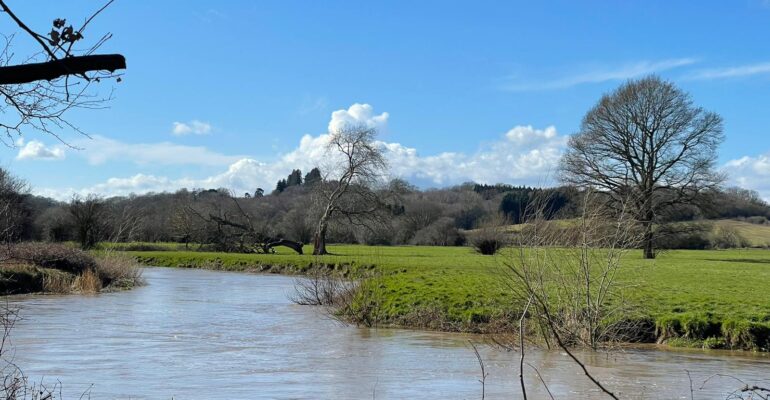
[
  {"x1": 125, "y1": 243, "x2": 770, "y2": 352},
  {"x1": 0, "y1": 243, "x2": 145, "y2": 295}
]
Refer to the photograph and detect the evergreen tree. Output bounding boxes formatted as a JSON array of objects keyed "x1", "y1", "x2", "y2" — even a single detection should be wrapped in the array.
[
  {"x1": 287, "y1": 169, "x2": 303, "y2": 187},
  {"x1": 274, "y1": 179, "x2": 287, "y2": 194},
  {"x1": 304, "y1": 167, "x2": 322, "y2": 186}
]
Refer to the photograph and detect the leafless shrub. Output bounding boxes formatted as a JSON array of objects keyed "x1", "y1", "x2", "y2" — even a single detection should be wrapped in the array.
[
  {"x1": 2, "y1": 243, "x2": 143, "y2": 293},
  {"x1": 291, "y1": 266, "x2": 384, "y2": 327},
  {"x1": 7, "y1": 243, "x2": 97, "y2": 275},
  {"x1": 290, "y1": 267, "x2": 346, "y2": 306},
  {"x1": 469, "y1": 213, "x2": 509, "y2": 255},
  {"x1": 696, "y1": 373, "x2": 770, "y2": 400},
  {"x1": 94, "y1": 251, "x2": 144, "y2": 289},
  {"x1": 502, "y1": 192, "x2": 645, "y2": 399},
  {"x1": 506, "y1": 193, "x2": 644, "y2": 349},
  {"x1": 0, "y1": 305, "x2": 61, "y2": 400},
  {"x1": 745, "y1": 216, "x2": 768, "y2": 225},
  {"x1": 711, "y1": 226, "x2": 750, "y2": 249},
  {"x1": 290, "y1": 267, "x2": 353, "y2": 306}
]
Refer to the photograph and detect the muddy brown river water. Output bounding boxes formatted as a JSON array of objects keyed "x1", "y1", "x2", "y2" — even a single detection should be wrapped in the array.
[{"x1": 5, "y1": 267, "x2": 770, "y2": 399}]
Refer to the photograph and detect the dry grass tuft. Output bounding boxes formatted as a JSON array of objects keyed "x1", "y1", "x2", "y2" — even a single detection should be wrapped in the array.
[
  {"x1": 73, "y1": 269, "x2": 102, "y2": 293},
  {"x1": 41, "y1": 269, "x2": 74, "y2": 294},
  {"x1": 95, "y1": 252, "x2": 145, "y2": 289}
]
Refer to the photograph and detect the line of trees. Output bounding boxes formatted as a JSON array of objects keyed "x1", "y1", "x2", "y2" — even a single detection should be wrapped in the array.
[{"x1": 0, "y1": 166, "x2": 767, "y2": 252}]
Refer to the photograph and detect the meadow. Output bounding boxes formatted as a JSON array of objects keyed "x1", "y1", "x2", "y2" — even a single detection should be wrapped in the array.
[{"x1": 126, "y1": 244, "x2": 770, "y2": 351}]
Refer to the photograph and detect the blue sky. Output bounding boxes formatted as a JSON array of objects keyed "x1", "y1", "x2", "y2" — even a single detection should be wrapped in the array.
[{"x1": 3, "y1": 1, "x2": 770, "y2": 199}]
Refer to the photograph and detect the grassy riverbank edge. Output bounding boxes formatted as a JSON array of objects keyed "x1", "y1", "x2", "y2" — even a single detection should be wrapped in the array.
[{"x1": 128, "y1": 245, "x2": 770, "y2": 351}]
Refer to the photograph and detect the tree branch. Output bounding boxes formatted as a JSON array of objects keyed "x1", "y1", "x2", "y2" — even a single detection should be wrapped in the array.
[{"x1": 0, "y1": 54, "x2": 126, "y2": 85}]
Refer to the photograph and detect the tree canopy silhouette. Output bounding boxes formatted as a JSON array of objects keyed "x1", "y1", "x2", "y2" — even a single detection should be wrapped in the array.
[{"x1": 561, "y1": 76, "x2": 724, "y2": 259}]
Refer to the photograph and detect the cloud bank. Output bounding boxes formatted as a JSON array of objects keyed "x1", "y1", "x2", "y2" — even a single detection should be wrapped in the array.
[
  {"x1": 34, "y1": 102, "x2": 770, "y2": 203},
  {"x1": 37, "y1": 104, "x2": 568, "y2": 200}
]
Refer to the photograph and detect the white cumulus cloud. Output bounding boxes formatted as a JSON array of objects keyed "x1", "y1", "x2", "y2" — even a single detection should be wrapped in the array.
[
  {"x1": 172, "y1": 120, "x2": 213, "y2": 136},
  {"x1": 383, "y1": 125, "x2": 566, "y2": 185},
  {"x1": 722, "y1": 153, "x2": 770, "y2": 201},
  {"x1": 16, "y1": 139, "x2": 65, "y2": 160},
  {"x1": 328, "y1": 103, "x2": 389, "y2": 133},
  {"x1": 36, "y1": 105, "x2": 568, "y2": 200}
]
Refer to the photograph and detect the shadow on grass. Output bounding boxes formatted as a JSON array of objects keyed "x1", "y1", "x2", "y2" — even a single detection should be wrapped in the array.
[{"x1": 703, "y1": 258, "x2": 770, "y2": 264}]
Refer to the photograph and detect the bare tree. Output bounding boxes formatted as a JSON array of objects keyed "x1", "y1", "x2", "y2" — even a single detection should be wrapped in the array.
[
  {"x1": 0, "y1": 168, "x2": 29, "y2": 244},
  {"x1": 560, "y1": 75, "x2": 724, "y2": 259},
  {"x1": 105, "y1": 199, "x2": 144, "y2": 243},
  {"x1": 184, "y1": 190, "x2": 304, "y2": 254},
  {"x1": 0, "y1": 1, "x2": 125, "y2": 145},
  {"x1": 311, "y1": 125, "x2": 387, "y2": 255},
  {"x1": 68, "y1": 194, "x2": 106, "y2": 249}
]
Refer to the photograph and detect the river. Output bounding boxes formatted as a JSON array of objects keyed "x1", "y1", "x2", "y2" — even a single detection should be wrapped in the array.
[{"x1": 4, "y1": 267, "x2": 769, "y2": 399}]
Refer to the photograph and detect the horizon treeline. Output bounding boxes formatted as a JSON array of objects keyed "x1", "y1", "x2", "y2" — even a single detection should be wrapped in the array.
[{"x1": 2, "y1": 167, "x2": 770, "y2": 248}]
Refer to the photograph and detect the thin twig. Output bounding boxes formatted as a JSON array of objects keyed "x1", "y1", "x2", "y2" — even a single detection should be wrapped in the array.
[
  {"x1": 469, "y1": 340, "x2": 488, "y2": 400},
  {"x1": 526, "y1": 363, "x2": 555, "y2": 400},
  {"x1": 519, "y1": 295, "x2": 533, "y2": 400},
  {"x1": 685, "y1": 370, "x2": 694, "y2": 400},
  {"x1": 0, "y1": 1, "x2": 57, "y2": 59}
]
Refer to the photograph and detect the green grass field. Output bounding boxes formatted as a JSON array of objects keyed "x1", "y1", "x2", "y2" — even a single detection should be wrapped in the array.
[{"x1": 126, "y1": 244, "x2": 770, "y2": 349}]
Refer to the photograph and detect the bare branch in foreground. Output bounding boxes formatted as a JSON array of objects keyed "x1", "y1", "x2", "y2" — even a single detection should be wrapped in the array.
[{"x1": 468, "y1": 341, "x2": 488, "y2": 400}]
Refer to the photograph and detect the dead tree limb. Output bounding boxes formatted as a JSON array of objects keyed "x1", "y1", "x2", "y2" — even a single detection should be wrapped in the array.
[
  {"x1": 266, "y1": 239, "x2": 304, "y2": 255},
  {"x1": 0, "y1": 54, "x2": 126, "y2": 85}
]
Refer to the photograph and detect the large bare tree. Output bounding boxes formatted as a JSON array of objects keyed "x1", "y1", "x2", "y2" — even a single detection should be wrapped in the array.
[
  {"x1": 560, "y1": 76, "x2": 724, "y2": 259},
  {"x1": 311, "y1": 125, "x2": 387, "y2": 255}
]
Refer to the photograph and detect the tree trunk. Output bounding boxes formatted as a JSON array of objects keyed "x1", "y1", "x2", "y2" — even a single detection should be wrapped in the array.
[
  {"x1": 642, "y1": 216, "x2": 655, "y2": 260},
  {"x1": 312, "y1": 218, "x2": 328, "y2": 255}
]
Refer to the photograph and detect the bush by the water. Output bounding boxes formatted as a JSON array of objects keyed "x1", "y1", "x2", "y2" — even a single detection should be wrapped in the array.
[
  {"x1": 9, "y1": 242, "x2": 98, "y2": 274},
  {"x1": 0, "y1": 243, "x2": 143, "y2": 294}
]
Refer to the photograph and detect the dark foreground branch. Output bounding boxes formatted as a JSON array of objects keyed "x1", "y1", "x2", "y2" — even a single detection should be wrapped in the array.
[{"x1": 0, "y1": 54, "x2": 126, "y2": 85}]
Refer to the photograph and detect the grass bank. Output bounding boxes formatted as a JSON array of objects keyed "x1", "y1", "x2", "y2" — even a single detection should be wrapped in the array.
[
  {"x1": 0, "y1": 243, "x2": 144, "y2": 295},
  {"x1": 128, "y1": 245, "x2": 770, "y2": 351}
]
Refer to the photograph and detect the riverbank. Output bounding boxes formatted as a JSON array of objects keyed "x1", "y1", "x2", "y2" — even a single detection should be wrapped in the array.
[
  {"x1": 10, "y1": 267, "x2": 766, "y2": 399},
  {"x1": 0, "y1": 243, "x2": 144, "y2": 295},
  {"x1": 127, "y1": 245, "x2": 770, "y2": 351}
]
